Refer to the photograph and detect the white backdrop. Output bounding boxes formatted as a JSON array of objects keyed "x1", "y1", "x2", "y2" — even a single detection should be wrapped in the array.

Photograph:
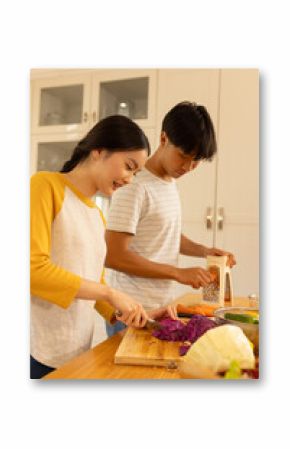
[{"x1": 0, "y1": 1, "x2": 288, "y2": 448}]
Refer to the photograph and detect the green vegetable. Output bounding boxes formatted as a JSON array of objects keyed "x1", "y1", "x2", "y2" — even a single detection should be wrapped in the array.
[
  {"x1": 224, "y1": 313, "x2": 259, "y2": 324},
  {"x1": 224, "y1": 360, "x2": 241, "y2": 379}
]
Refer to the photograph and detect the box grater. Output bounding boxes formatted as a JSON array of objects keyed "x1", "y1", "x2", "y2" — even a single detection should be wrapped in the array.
[{"x1": 202, "y1": 255, "x2": 233, "y2": 307}]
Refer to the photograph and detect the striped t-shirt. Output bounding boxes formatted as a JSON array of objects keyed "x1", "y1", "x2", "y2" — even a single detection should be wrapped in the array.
[{"x1": 106, "y1": 168, "x2": 181, "y2": 309}]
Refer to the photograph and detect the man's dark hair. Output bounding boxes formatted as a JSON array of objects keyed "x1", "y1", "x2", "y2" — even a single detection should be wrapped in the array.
[{"x1": 161, "y1": 101, "x2": 217, "y2": 160}]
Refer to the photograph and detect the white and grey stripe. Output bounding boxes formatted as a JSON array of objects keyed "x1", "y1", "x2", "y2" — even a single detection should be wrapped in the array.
[{"x1": 107, "y1": 169, "x2": 181, "y2": 309}]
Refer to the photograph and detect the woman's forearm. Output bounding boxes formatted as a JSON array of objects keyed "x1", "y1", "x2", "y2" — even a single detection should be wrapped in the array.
[
  {"x1": 76, "y1": 279, "x2": 147, "y2": 320},
  {"x1": 76, "y1": 278, "x2": 113, "y2": 302}
]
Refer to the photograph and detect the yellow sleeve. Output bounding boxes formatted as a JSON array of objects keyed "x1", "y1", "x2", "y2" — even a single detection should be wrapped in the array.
[
  {"x1": 30, "y1": 173, "x2": 81, "y2": 308},
  {"x1": 94, "y1": 268, "x2": 116, "y2": 323}
]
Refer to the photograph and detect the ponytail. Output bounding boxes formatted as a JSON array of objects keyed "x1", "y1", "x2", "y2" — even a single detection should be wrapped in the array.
[{"x1": 61, "y1": 139, "x2": 91, "y2": 173}]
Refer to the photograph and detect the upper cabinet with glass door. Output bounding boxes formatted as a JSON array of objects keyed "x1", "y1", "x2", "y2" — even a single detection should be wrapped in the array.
[
  {"x1": 30, "y1": 133, "x2": 80, "y2": 175},
  {"x1": 31, "y1": 74, "x2": 92, "y2": 135},
  {"x1": 91, "y1": 69, "x2": 157, "y2": 128}
]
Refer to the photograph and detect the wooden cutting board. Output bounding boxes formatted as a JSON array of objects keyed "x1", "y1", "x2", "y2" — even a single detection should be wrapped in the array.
[{"x1": 114, "y1": 327, "x2": 181, "y2": 367}]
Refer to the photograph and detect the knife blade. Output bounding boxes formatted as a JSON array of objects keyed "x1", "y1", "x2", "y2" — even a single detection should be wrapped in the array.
[
  {"x1": 114, "y1": 311, "x2": 162, "y2": 330},
  {"x1": 145, "y1": 318, "x2": 163, "y2": 330}
]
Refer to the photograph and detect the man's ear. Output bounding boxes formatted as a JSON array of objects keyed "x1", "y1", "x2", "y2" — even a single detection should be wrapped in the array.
[{"x1": 160, "y1": 131, "x2": 168, "y2": 146}]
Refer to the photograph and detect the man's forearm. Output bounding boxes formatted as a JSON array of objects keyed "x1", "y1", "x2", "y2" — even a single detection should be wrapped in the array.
[
  {"x1": 105, "y1": 250, "x2": 178, "y2": 280},
  {"x1": 180, "y1": 233, "x2": 208, "y2": 257}
]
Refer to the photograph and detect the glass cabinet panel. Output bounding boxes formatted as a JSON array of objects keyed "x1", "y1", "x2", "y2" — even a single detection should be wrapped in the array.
[
  {"x1": 39, "y1": 85, "x2": 84, "y2": 126},
  {"x1": 99, "y1": 77, "x2": 149, "y2": 120},
  {"x1": 37, "y1": 141, "x2": 77, "y2": 172}
]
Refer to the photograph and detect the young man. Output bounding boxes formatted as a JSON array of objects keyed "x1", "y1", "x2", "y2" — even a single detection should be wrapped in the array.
[{"x1": 101, "y1": 102, "x2": 236, "y2": 336}]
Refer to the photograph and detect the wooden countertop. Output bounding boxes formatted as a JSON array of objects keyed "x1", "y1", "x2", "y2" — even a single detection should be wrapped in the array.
[
  {"x1": 44, "y1": 331, "x2": 180, "y2": 379},
  {"x1": 44, "y1": 296, "x2": 257, "y2": 380}
]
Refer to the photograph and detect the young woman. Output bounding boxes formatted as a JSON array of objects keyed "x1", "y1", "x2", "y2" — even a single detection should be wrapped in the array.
[{"x1": 30, "y1": 115, "x2": 151, "y2": 379}]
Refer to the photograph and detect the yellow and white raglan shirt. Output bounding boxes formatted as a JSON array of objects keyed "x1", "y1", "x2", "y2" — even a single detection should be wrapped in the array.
[{"x1": 30, "y1": 171, "x2": 114, "y2": 368}]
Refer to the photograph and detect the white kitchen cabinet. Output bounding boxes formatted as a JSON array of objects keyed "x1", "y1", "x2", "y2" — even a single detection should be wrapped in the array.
[
  {"x1": 30, "y1": 133, "x2": 81, "y2": 175},
  {"x1": 155, "y1": 69, "x2": 259, "y2": 297},
  {"x1": 30, "y1": 69, "x2": 158, "y2": 175},
  {"x1": 215, "y1": 69, "x2": 259, "y2": 296},
  {"x1": 31, "y1": 69, "x2": 157, "y2": 133},
  {"x1": 91, "y1": 69, "x2": 157, "y2": 128},
  {"x1": 31, "y1": 74, "x2": 93, "y2": 135}
]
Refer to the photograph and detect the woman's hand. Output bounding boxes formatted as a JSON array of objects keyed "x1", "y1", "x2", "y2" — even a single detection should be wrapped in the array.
[
  {"x1": 115, "y1": 304, "x2": 148, "y2": 328},
  {"x1": 109, "y1": 288, "x2": 148, "y2": 328},
  {"x1": 148, "y1": 304, "x2": 179, "y2": 321},
  {"x1": 205, "y1": 247, "x2": 236, "y2": 268}
]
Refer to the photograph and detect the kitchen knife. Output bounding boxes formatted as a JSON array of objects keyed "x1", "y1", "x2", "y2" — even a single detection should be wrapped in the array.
[
  {"x1": 145, "y1": 318, "x2": 163, "y2": 330},
  {"x1": 114, "y1": 311, "x2": 162, "y2": 330}
]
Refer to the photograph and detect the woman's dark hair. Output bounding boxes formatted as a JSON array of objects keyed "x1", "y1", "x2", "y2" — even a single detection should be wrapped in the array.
[
  {"x1": 61, "y1": 115, "x2": 151, "y2": 173},
  {"x1": 161, "y1": 101, "x2": 217, "y2": 161}
]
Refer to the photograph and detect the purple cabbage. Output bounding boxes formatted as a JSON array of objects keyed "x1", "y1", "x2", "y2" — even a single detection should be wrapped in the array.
[
  {"x1": 152, "y1": 314, "x2": 217, "y2": 356},
  {"x1": 152, "y1": 318, "x2": 187, "y2": 341}
]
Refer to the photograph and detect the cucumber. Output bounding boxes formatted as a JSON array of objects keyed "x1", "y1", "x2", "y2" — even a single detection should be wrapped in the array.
[{"x1": 224, "y1": 312, "x2": 259, "y2": 324}]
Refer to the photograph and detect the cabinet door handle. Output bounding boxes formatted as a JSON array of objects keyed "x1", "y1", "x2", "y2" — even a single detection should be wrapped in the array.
[
  {"x1": 92, "y1": 111, "x2": 97, "y2": 122},
  {"x1": 206, "y1": 207, "x2": 213, "y2": 229},
  {"x1": 83, "y1": 112, "x2": 88, "y2": 122},
  {"x1": 217, "y1": 207, "x2": 224, "y2": 230}
]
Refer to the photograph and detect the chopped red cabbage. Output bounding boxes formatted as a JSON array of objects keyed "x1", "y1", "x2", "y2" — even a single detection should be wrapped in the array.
[
  {"x1": 152, "y1": 314, "x2": 217, "y2": 356},
  {"x1": 179, "y1": 343, "x2": 191, "y2": 356}
]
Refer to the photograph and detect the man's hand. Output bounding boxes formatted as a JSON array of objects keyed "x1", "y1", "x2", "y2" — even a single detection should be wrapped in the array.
[
  {"x1": 175, "y1": 267, "x2": 214, "y2": 289},
  {"x1": 205, "y1": 247, "x2": 236, "y2": 268}
]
